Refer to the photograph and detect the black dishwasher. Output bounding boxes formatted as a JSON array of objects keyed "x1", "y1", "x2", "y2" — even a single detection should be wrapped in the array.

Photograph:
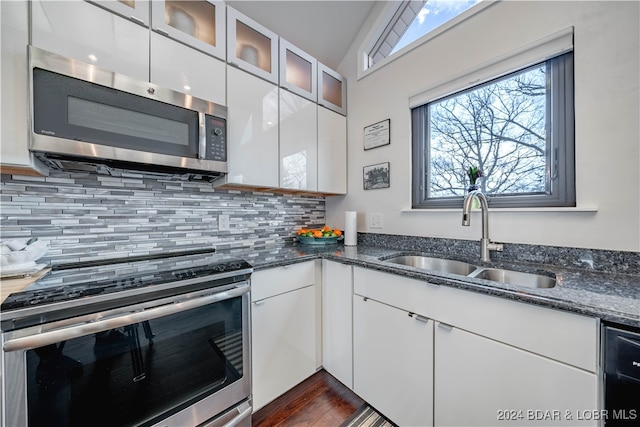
[{"x1": 603, "y1": 324, "x2": 640, "y2": 426}]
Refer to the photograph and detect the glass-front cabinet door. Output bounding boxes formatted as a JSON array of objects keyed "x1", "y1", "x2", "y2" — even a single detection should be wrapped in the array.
[
  {"x1": 227, "y1": 7, "x2": 278, "y2": 84},
  {"x1": 318, "y1": 62, "x2": 347, "y2": 116},
  {"x1": 151, "y1": 0, "x2": 225, "y2": 60},
  {"x1": 88, "y1": 0, "x2": 150, "y2": 27},
  {"x1": 279, "y1": 39, "x2": 317, "y2": 102}
]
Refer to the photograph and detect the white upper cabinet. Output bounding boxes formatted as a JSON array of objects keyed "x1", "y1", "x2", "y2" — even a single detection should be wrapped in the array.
[
  {"x1": 318, "y1": 62, "x2": 347, "y2": 116},
  {"x1": 279, "y1": 90, "x2": 318, "y2": 191},
  {"x1": 226, "y1": 6, "x2": 278, "y2": 84},
  {"x1": 31, "y1": 0, "x2": 149, "y2": 81},
  {"x1": 151, "y1": 0, "x2": 225, "y2": 60},
  {"x1": 317, "y1": 107, "x2": 347, "y2": 194},
  {"x1": 150, "y1": 32, "x2": 225, "y2": 105},
  {"x1": 226, "y1": 66, "x2": 279, "y2": 187},
  {"x1": 1, "y1": 0, "x2": 47, "y2": 175},
  {"x1": 279, "y1": 38, "x2": 317, "y2": 102},
  {"x1": 89, "y1": 0, "x2": 150, "y2": 27}
]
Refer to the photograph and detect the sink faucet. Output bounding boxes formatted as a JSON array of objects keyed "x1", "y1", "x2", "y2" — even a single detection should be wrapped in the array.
[{"x1": 462, "y1": 189, "x2": 504, "y2": 262}]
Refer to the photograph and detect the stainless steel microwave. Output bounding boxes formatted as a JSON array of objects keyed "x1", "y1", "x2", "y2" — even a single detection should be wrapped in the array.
[{"x1": 29, "y1": 46, "x2": 227, "y2": 179}]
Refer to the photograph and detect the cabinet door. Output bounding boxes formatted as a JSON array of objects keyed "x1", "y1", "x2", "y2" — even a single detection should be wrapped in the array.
[
  {"x1": 318, "y1": 62, "x2": 346, "y2": 115},
  {"x1": 251, "y1": 285, "x2": 317, "y2": 411},
  {"x1": 279, "y1": 90, "x2": 317, "y2": 191},
  {"x1": 89, "y1": 0, "x2": 149, "y2": 27},
  {"x1": 150, "y1": 32, "x2": 225, "y2": 104},
  {"x1": 322, "y1": 261, "x2": 353, "y2": 388},
  {"x1": 226, "y1": 67, "x2": 279, "y2": 187},
  {"x1": 31, "y1": 0, "x2": 149, "y2": 81},
  {"x1": 151, "y1": 0, "x2": 225, "y2": 60},
  {"x1": 317, "y1": 107, "x2": 347, "y2": 194},
  {"x1": 0, "y1": 1, "x2": 46, "y2": 175},
  {"x1": 279, "y1": 38, "x2": 317, "y2": 102},
  {"x1": 227, "y1": 6, "x2": 278, "y2": 84},
  {"x1": 434, "y1": 323, "x2": 598, "y2": 426},
  {"x1": 353, "y1": 295, "x2": 434, "y2": 427}
]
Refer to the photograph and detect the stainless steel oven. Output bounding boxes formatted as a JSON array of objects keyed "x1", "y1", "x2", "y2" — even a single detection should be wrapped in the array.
[{"x1": 1, "y1": 255, "x2": 252, "y2": 427}]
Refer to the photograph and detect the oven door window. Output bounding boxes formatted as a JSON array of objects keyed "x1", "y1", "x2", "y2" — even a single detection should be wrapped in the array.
[
  {"x1": 25, "y1": 296, "x2": 244, "y2": 427},
  {"x1": 32, "y1": 68, "x2": 199, "y2": 158}
]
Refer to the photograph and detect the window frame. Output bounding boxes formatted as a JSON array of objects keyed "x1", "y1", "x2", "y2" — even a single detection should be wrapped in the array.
[
  {"x1": 357, "y1": 0, "x2": 494, "y2": 80},
  {"x1": 411, "y1": 51, "x2": 575, "y2": 209}
]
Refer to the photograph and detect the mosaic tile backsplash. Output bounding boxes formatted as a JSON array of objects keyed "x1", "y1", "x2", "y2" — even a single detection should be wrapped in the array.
[{"x1": 0, "y1": 169, "x2": 326, "y2": 266}]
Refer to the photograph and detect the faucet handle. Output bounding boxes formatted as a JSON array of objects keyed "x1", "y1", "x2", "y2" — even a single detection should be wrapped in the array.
[{"x1": 488, "y1": 242, "x2": 504, "y2": 252}]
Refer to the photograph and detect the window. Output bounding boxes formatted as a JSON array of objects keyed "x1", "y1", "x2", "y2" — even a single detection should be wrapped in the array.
[
  {"x1": 363, "y1": 0, "x2": 485, "y2": 73},
  {"x1": 412, "y1": 52, "x2": 575, "y2": 209}
]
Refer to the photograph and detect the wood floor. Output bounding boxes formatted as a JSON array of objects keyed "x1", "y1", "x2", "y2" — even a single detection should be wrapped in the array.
[{"x1": 252, "y1": 370, "x2": 365, "y2": 427}]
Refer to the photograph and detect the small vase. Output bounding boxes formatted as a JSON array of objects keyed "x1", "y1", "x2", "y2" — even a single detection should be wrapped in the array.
[
  {"x1": 466, "y1": 184, "x2": 479, "y2": 193},
  {"x1": 466, "y1": 184, "x2": 481, "y2": 209}
]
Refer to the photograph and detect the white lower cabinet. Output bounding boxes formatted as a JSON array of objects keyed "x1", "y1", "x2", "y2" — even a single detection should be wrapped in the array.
[
  {"x1": 434, "y1": 323, "x2": 599, "y2": 427},
  {"x1": 353, "y1": 294, "x2": 434, "y2": 427},
  {"x1": 250, "y1": 262, "x2": 317, "y2": 411},
  {"x1": 351, "y1": 266, "x2": 599, "y2": 427},
  {"x1": 321, "y1": 260, "x2": 353, "y2": 388}
]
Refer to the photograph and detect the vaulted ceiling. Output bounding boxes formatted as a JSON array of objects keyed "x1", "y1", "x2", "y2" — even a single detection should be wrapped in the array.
[{"x1": 226, "y1": 1, "x2": 377, "y2": 71}]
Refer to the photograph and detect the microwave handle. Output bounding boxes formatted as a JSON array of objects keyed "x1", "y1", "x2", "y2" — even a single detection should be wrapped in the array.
[
  {"x1": 198, "y1": 112, "x2": 206, "y2": 159},
  {"x1": 3, "y1": 283, "x2": 249, "y2": 352}
]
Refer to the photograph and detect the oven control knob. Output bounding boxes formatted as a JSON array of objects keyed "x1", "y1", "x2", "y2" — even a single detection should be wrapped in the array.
[{"x1": 213, "y1": 128, "x2": 222, "y2": 136}]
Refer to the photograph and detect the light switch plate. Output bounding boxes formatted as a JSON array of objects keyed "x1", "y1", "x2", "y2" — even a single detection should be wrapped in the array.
[
  {"x1": 369, "y1": 213, "x2": 383, "y2": 229},
  {"x1": 219, "y1": 214, "x2": 230, "y2": 231}
]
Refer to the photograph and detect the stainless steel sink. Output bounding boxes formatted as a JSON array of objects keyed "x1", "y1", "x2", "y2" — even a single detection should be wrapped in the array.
[
  {"x1": 384, "y1": 255, "x2": 477, "y2": 276},
  {"x1": 383, "y1": 255, "x2": 556, "y2": 289},
  {"x1": 468, "y1": 268, "x2": 556, "y2": 289}
]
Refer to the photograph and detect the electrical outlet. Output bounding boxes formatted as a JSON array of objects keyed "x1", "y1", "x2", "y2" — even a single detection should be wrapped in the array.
[
  {"x1": 218, "y1": 214, "x2": 230, "y2": 231},
  {"x1": 369, "y1": 213, "x2": 383, "y2": 229}
]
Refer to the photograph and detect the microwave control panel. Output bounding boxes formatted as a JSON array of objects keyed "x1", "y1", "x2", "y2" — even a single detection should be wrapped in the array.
[{"x1": 205, "y1": 115, "x2": 227, "y2": 161}]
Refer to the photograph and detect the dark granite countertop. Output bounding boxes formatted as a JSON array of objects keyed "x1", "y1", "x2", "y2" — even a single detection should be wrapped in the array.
[
  {"x1": 239, "y1": 243, "x2": 640, "y2": 329},
  {"x1": 6, "y1": 242, "x2": 639, "y2": 329}
]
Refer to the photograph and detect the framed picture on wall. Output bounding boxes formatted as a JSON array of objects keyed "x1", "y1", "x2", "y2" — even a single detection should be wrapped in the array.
[
  {"x1": 363, "y1": 162, "x2": 390, "y2": 190},
  {"x1": 363, "y1": 119, "x2": 390, "y2": 150}
]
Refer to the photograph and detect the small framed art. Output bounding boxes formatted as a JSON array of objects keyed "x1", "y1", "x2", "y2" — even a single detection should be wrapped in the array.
[
  {"x1": 363, "y1": 162, "x2": 390, "y2": 190},
  {"x1": 363, "y1": 119, "x2": 390, "y2": 150}
]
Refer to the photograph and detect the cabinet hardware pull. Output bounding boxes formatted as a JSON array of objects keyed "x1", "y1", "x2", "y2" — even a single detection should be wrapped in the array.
[
  {"x1": 4, "y1": 284, "x2": 249, "y2": 352},
  {"x1": 437, "y1": 322, "x2": 453, "y2": 331},
  {"x1": 129, "y1": 16, "x2": 145, "y2": 26},
  {"x1": 155, "y1": 28, "x2": 170, "y2": 37},
  {"x1": 415, "y1": 315, "x2": 429, "y2": 323},
  {"x1": 363, "y1": 297, "x2": 368, "y2": 302},
  {"x1": 254, "y1": 300, "x2": 265, "y2": 305}
]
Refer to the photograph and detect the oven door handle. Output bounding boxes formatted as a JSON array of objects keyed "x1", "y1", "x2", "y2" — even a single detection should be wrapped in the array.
[{"x1": 3, "y1": 283, "x2": 249, "y2": 352}]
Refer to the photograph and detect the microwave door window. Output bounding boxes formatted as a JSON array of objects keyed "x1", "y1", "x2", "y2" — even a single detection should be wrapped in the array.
[
  {"x1": 25, "y1": 297, "x2": 244, "y2": 427},
  {"x1": 67, "y1": 97, "x2": 190, "y2": 147},
  {"x1": 32, "y1": 68, "x2": 199, "y2": 158}
]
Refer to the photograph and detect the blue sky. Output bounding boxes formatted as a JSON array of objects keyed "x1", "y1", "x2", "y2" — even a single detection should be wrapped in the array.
[{"x1": 392, "y1": 0, "x2": 482, "y2": 54}]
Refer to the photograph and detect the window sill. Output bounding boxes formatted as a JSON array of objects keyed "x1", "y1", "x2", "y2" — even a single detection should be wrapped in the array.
[{"x1": 401, "y1": 206, "x2": 599, "y2": 213}]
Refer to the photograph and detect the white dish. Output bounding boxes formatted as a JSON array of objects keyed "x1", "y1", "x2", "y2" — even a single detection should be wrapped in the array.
[{"x1": 0, "y1": 262, "x2": 46, "y2": 278}]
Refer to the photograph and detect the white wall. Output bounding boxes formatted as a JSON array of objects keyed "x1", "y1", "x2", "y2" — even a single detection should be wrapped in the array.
[{"x1": 328, "y1": 0, "x2": 640, "y2": 252}]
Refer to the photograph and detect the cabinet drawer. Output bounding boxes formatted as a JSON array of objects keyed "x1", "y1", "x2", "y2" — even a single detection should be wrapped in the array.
[
  {"x1": 436, "y1": 285, "x2": 599, "y2": 372},
  {"x1": 353, "y1": 267, "x2": 598, "y2": 372},
  {"x1": 353, "y1": 266, "x2": 442, "y2": 317},
  {"x1": 251, "y1": 261, "x2": 315, "y2": 301}
]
